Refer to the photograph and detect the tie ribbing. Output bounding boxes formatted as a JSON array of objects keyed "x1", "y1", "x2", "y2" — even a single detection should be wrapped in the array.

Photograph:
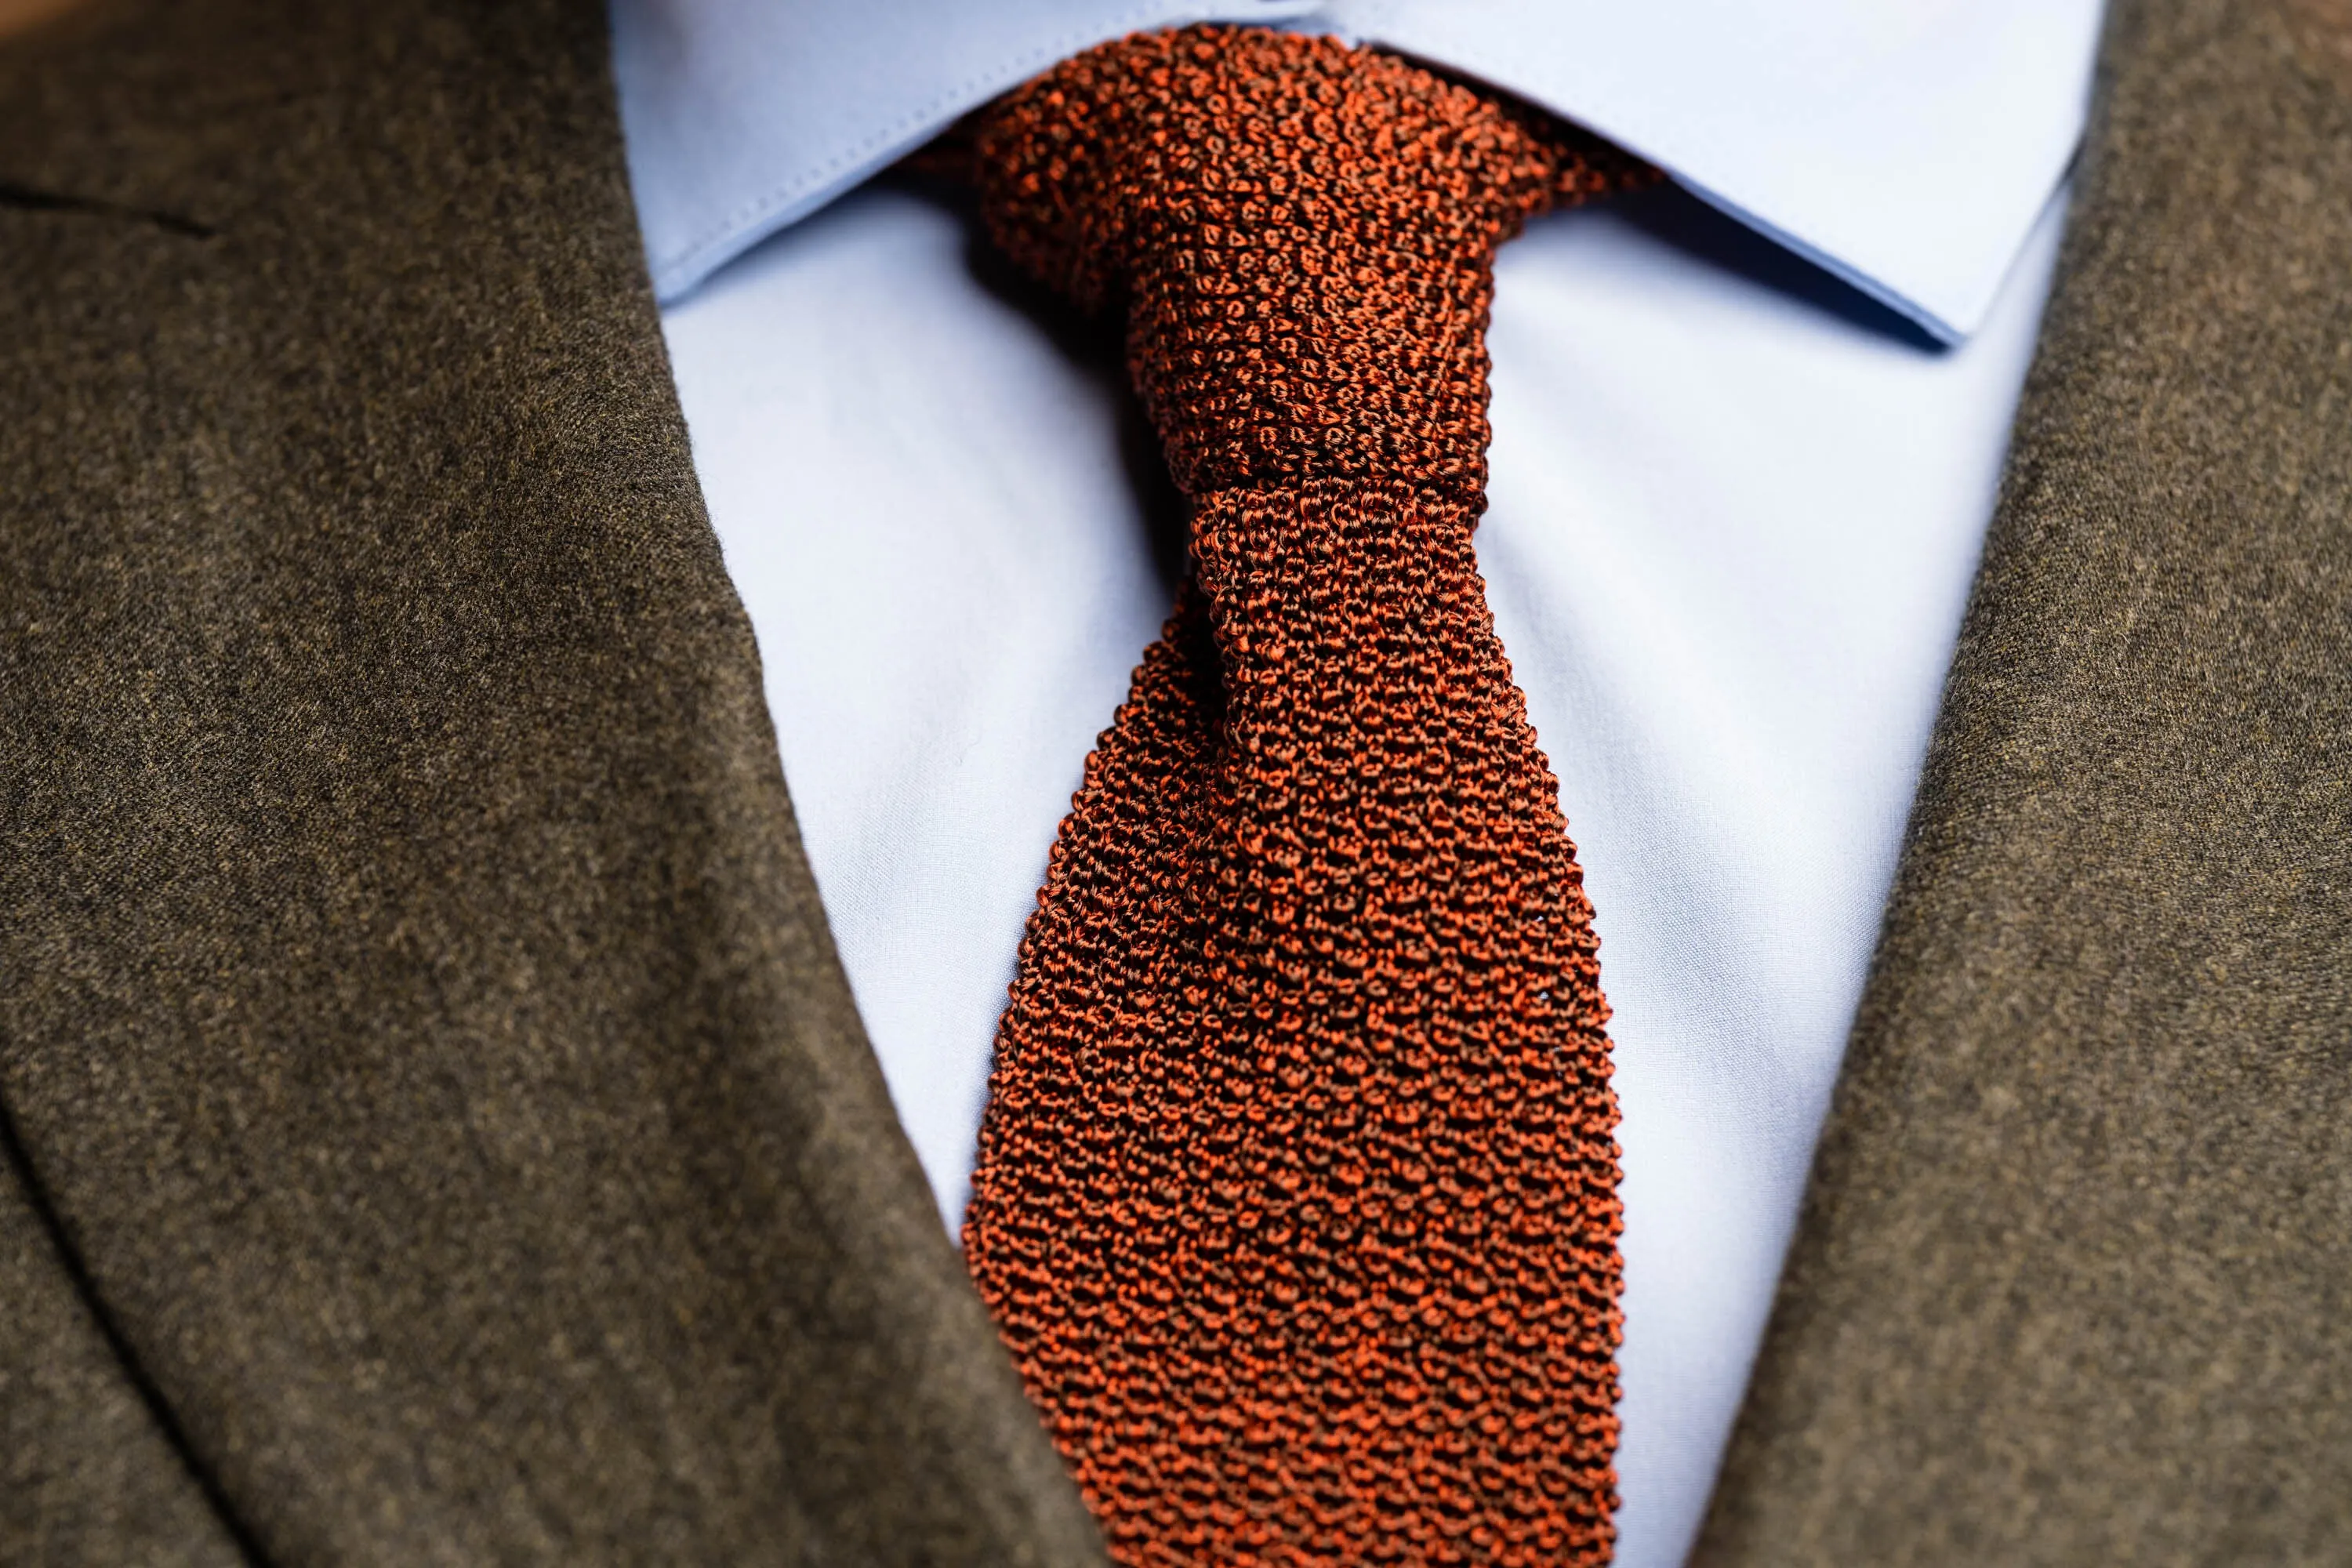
[{"x1": 956, "y1": 28, "x2": 1650, "y2": 1565}]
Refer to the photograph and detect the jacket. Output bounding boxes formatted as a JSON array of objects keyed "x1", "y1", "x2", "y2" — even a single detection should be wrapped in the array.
[{"x1": 2, "y1": 0, "x2": 2347, "y2": 1560}]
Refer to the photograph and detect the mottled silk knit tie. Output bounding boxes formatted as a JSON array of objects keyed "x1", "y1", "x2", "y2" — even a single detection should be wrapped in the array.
[{"x1": 955, "y1": 27, "x2": 1653, "y2": 1566}]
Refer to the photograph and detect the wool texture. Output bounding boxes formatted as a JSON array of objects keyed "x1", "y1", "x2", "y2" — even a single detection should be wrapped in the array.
[
  {"x1": 0, "y1": 1, "x2": 1109, "y2": 1561},
  {"x1": 956, "y1": 29, "x2": 1655, "y2": 1566},
  {"x1": 1697, "y1": 0, "x2": 2352, "y2": 1559}
]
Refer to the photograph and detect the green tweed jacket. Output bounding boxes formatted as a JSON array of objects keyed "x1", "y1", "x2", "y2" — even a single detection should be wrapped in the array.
[{"x1": 1, "y1": 0, "x2": 2345, "y2": 1562}]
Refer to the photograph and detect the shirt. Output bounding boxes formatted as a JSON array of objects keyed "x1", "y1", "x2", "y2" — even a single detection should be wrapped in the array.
[{"x1": 612, "y1": 2, "x2": 2104, "y2": 1561}]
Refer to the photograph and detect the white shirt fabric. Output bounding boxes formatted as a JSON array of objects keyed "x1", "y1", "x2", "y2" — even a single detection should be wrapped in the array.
[{"x1": 613, "y1": 3, "x2": 2101, "y2": 1562}]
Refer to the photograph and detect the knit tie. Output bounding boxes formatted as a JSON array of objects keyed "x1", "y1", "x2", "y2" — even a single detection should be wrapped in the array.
[{"x1": 956, "y1": 27, "x2": 1651, "y2": 1566}]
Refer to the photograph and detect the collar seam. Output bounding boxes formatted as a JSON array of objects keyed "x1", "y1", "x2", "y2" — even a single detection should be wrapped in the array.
[{"x1": 652, "y1": 1, "x2": 1229, "y2": 296}]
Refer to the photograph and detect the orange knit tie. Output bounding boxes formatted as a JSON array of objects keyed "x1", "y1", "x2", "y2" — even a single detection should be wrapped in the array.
[{"x1": 956, "y1": 27, "x2": 1653, "y2": 1566}]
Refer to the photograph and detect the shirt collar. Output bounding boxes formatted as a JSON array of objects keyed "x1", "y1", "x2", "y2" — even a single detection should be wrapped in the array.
[{"x1": 614, "y1": 0, "x2": 2104, "y2": 343}]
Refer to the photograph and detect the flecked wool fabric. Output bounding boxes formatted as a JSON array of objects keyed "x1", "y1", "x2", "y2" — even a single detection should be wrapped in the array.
[
  {"x1": 954, "y1": 31, "x2": 1650, "y2": 1567},
  {"x1": 0, "y1": 0, "x2": 1105, "y2": 1563},
  {"x1": 1697, "y1": 0, "x2": 2352, "y2": 1561}
]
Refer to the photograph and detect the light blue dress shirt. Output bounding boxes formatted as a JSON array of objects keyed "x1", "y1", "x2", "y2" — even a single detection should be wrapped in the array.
[{"x1": 614, "y1": 2, "x2": 2103, "y2": 1562}]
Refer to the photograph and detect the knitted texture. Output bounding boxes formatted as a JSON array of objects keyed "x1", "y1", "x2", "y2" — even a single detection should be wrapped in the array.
[{"x1": 958, "y1": 28, "x2": 1653, "y2": 1566}]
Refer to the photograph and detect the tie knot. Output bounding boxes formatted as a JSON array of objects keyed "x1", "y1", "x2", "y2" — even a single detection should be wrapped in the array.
[{"x1": 965, "y1": 26, "x2": 1651, "y2": 501}]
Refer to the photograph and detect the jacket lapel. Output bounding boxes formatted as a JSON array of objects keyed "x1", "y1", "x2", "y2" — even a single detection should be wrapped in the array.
[
  {"x1": 1698, "y1": 0, "x2": 2352, "y2": 1558},
  {"x1": 0, "y1": 2, "x2": 1102, "y2": 1562}
]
